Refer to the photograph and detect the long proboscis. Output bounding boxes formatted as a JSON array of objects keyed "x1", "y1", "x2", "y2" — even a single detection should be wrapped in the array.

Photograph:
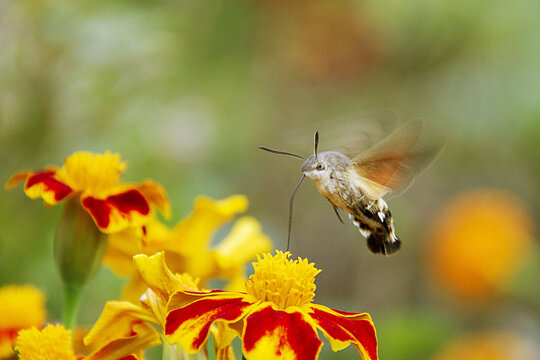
[
  {"x1": 287, "y1": 174, "x2": 305, "y2": 251},
  {"x1": 259, "y1": 146, "x2": 305, "y2": 160}
]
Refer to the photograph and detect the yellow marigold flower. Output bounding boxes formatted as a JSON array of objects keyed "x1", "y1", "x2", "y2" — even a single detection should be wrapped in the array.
[
  {"x1": 85, "y1": 252, "x2": 234, "y2": 359},
  {"x1": 165, "y1": 251, "x2": 378, "y2": 360},
  {"x1": 134, "y1": 252, "x2": 203, "y2": 328},
  {"x1": 0, "y1": 285, "x2": 46, "y2": 358},
  {"x1": 15, "y1": 324, "x2": 76, "y2": 360},
  {"x1": 84, "y1": 315, "x2": 158, "y2": 360},
  {"x1": 85, "y1": 252, "x2": 193, "y2": 346},
  {"x1": 431, "y1": 331, "x2": 539, "y2": 360},
  {"x1": 426, "y1": 190, "x2": 533, "y2": 302},
  {"x1": 15, "y1": 324, "x2": 144, "y2": 360},
  {"x1": 6, "y1": 151, "x2": 170, "y2": 233},
  {"x1": 104, "y1": 195, "x2": 273, "y2": 301}
]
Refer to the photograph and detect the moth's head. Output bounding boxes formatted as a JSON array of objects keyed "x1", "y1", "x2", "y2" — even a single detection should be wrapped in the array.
[
  {"x1": 301, "y1": 154, "x2": 325, "y2": 180},
  {"x1": 301, "y1": 151, "x2": 349, "y2": 181}
]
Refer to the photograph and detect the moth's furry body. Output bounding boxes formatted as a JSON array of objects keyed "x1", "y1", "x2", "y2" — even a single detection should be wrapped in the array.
[{"x1": 302, "y1": 151, "x2": 401, "y2": 255}]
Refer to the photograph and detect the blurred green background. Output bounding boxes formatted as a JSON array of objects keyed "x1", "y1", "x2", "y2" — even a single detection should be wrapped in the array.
[{"x1": 1, "y1": 0, "x2": 539, "y2": 359}]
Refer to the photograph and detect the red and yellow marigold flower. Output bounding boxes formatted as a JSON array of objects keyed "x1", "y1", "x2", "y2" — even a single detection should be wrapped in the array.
[
  {"x1": 165, "y1": 251, "x2": 378, "y2": 360},
  {"x1": 103, "y1": 195, "x2": 272, "y2": 302},
  {"x1": 6, "y1": 151, "x2": 170, "y2": 234},
  {"x1": 0, "y1": 285, "x2": 46, "y2": 358},
  {"x1": 426, "y1": 189, "x2": 534, "y2": 302}
]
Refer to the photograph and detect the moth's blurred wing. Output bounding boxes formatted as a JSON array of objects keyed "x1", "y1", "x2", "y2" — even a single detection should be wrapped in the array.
[
  {"x1": 321, "y1": 109, "x2": 400, "y2": 156},
  {"x1": 352, "y1": 122, "x2": 441, "y2": 198},
  {"x1": 279, "y1": 108, "x2": 400, "y2": 156}
]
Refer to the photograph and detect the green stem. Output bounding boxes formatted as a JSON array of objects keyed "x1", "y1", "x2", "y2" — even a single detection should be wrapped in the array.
[{"x1": 62, "y1": 283, "x2": 82, "y2": 330}]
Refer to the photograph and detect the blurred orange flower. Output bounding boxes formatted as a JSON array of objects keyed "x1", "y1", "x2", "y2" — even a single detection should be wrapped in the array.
[
  {"x1": 430, "y1": 331, "x2": 539, "y2": 360},
  {"x1": 426, "y1": 189, "x2": 534, "y2": 302}
]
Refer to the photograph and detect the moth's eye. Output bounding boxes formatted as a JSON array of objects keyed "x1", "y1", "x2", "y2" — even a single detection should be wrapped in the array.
[{"x1": 316, "y1": 164, "x2": 325, "y2": 171}]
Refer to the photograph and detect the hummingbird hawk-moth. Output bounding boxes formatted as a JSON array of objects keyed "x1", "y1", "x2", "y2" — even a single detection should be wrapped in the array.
[{"x1": 260, "y1": 122, "x2": 441, "y2": 255}]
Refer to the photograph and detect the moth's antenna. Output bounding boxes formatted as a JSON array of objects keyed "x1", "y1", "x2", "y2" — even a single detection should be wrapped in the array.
[
  {"x1": 314, "y1": 131, "x2": 319, "y2": 160},
  {"x1": 287, "y1": 174, "x2": 305, "y2": 251},
  {"x1": 259, "y1": 146, "x2": 305, "y2": 160}
]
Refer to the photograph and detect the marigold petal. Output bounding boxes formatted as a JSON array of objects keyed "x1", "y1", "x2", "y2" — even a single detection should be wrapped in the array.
[
  {"x1": 8, "y1": 170, "x2": 73, "y2": 205},
  {"x1": 121, "y1": 276, "x2": 150, "y2": 305},
  {"x1": 133, "y1": 252, "x2": 196, "y2": 297},
  {"x1": 103, "y1": 228, "x2": 143, "y2": 278},
  {"x1": 307, "y1": 304, "x2": 378, "y2": 360},
  {"x1": 84, "y1": 301, "x2": 156, "y2": 350},
  {"x1": 181, "y1": 251, "x2": 217, "y2": 282},
  {"x1": 82, "y1": 189, "x2": 150, "y2": 233},
  {"x1": 211, "y1": 321, "x2": 240, "y2": 354},
  {"x1": 214, "y1": 216, "x2": 273, "y2": 272},
  {"x1": 165, "y1": 295, "x2": 253, "y2": 354},
  {"x1": 103, "y1": 225, "x2": 174, "y2": 303},
  {"x1": 224, "y1": 272, "x2": 248, "y2": 292},
  {"x1": 165, "y1": 289, "x2": 228, "y2": 313},
  {"x1": 170, "y1": 195, "x2": 248, "y2": 255},
  {"x1": 242, "y1": 305, "x2": 322, "y2": 360},
  {"x1": 135, "y1": 180, "x2": 171, "y2": 219},
  {"x1": 86, "y1": 322, "x2": 160, "y2": 360},
  {"x1": 5, "y1": 171, "x2": 32, "y2": 189},
  {"x1": 216, "y1": 346, "x2": 236, "y2": 360}
]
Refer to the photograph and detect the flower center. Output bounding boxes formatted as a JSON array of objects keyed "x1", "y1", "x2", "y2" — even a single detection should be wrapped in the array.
[
  {"x1": 15, "y1": 324, "x2": 76, "y2": 360},
  {"x1": 245, "y1": 251, "x2": 321, "y2": 309},
  {"x1": 57, "y1": 151, "x2": 128, "y2": 195}
]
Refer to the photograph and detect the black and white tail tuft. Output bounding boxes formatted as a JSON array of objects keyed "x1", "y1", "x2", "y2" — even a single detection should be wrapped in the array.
[
  {"x1": 366, "y1": 230, "x2": 401, "y2": 255},
  {"x1": 350, "y1": 213, "x2": 401, "y2": 255}
]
